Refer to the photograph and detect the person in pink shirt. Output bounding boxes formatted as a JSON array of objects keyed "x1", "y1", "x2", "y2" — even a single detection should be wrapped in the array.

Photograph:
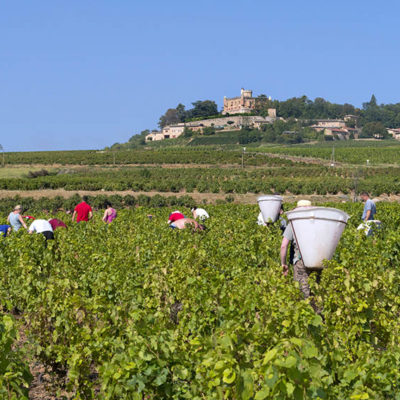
[{"x1": 102, "y1": 202, "x2": 117, "y2": 224}]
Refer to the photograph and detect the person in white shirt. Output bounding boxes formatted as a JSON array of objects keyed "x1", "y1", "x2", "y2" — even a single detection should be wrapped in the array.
[
  {"x1": 191, "y1": 207, "x2": 209, "y2": 221},
  {"x1": 29, "y1": 219, "x2": 54, "y2": 241}
]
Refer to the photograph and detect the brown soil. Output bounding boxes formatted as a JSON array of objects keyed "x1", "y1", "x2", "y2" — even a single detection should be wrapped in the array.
[
  {"x1": 1, "y1": 188, "x2": 397, "y2": 204},
  {"x1": 252, "y1": 152, "x2": 343, "y2": 166}
]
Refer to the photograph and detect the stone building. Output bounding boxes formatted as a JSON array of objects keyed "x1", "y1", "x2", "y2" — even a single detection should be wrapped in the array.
[
  {"x1": 145, "y1": 124, "x2": 185, "y2": 141},
  {"x1": 388, "y1": 128, "x2": 400, "y2": 140},
  {"x1": 223, "y1": 89, "x2": 256, "y2": 114},
  {"x1": 310, "y1": 119, "x2": 347, "y2": 132},
  {"x1": 222, "y1": 88, "x2": 276, "y2": 117}
]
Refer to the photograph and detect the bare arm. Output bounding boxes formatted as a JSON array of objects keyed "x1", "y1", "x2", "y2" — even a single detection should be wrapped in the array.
[
  {"x1": 88, "y1": 211, "x2": 93, "y2": 221},
  {"x1": 184, "y1": 218, "x2": 198, "y2": 229},
  {"x1": 364, "y1": 210, "x2": 371, "y2": 222},
  {"x1": 280, "y1": 237, "x2": 290, "y2": 276},
  {"x1": 102, "y1": 209, "x2": 108, "y2": 222},
  {"x1": 18, "y1": 215, "x2": 27, "y2": 229},
  {"x1": 72, "y1": 211, "x2": 77, "y2": 222}
]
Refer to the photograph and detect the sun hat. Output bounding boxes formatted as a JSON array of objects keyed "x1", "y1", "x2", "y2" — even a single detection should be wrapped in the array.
[
  {"x1": 297, "y1": 200, "x2": 312, "y2": 207},
  {"x1": 14, "y1": 205, "x2": 22, "y2": 211}
]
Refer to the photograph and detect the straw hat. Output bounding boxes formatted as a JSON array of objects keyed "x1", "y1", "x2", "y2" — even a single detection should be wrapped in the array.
[
  {"x1": 14, "y1": 205, "x2": 22, "y2": 211},
  {"x1": 297, "y1": 200, "x2": 312, "y2": 207}
]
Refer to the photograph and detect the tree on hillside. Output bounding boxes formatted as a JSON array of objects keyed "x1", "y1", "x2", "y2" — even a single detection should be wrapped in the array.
[
  {"x1": 361, "y1": 122, "x2": 388, "y2": 138},
  {"x1": 158, "y1": 100, "x2": 218, "y2": 128},
  {"x1": 158, "y1": 108, "x2": 181, "y2": 128},
  {"x1": 253, "y1": 95, "x2": 273, "y2": 116},
  {"x1": 186, "y1": 100, "x2": 218, "y2": 119},
  {"x1": 176, "y1": 103, "x2": 186, "y2": 122}
]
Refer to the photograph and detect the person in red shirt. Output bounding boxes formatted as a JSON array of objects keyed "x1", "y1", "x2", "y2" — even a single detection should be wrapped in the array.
[
  {"x1": 48, "y1": 218, "x2": 67, "y2": 230},
  {"x1": 72, "y1": 196, "x2": 93, "y2": 223},
  {"x1": 168, "y1": 210, "x2": 185, "y2": 225}
]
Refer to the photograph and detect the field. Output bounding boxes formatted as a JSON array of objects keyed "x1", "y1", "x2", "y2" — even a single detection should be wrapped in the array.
[
  {"x1": 3, "y1": 142, "x2": 400, "y2": 198},
  {"x1": 1, "y1": 144, "x2": 400, "y2": 398},
  {"x1": 1, "y1": 203, "x2": 400, "y2": 399}
]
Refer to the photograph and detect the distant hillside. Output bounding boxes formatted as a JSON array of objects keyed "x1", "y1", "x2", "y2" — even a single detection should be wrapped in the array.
[{"x1": 109, "y1": 94, "x2": 400, "y2": 149}]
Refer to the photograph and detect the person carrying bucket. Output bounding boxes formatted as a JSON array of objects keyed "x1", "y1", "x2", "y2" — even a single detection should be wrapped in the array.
[
  {"x1": 280, "y1": 200, "x2": 317, "y2": 299},
  {"x1": 257, "y1": 204, "x2": 287, "y2": 232},
  {"x1": 357, "y1": 192, "x2": 379, "y2": 236},
  {"x1": 360, "y1": 192, "x2": 376, "y2": 222}
]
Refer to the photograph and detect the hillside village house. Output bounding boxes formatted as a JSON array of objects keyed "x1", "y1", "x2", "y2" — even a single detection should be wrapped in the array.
[
  {"x1": 388, "y1": 128, "x2": 400, "y2": 140},
  {"x1": 146, "y1": 124, "x2": 185, "y2": 141},
  {"x1": 310, "y1": 119, "x2": 347, "y2": 132}
]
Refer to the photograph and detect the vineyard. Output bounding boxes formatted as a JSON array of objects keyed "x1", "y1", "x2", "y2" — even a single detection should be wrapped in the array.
[
  {"x1": 4, "y1": 141, "x2": 400, "y2": 166},
  {"x1": 1, "y1": 203, "x2": 400, "y2": 398},
  {"x1": 2, "y1": 164, "x2": 400, "y2": 196},
  {"x1": 259, "y1": 141, "x2": 400, "y2": 165}
]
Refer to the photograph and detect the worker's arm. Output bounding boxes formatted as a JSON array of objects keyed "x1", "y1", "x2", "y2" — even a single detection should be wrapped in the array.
[
  {"x1": 102, "y1": 209, "x2": 108, "y2": 222},
  {"x1": 18, "y1": 215, "x2": 27, "y2": 229},
  {"x1": 72, "y1": 210, "x2": 76, "y2": 222},
  {"x1": 7, "y1": 227, "x2": 11, "y2": 236},
  {"x1": 364, "y1": 209, "x2": 371, "y2": 222},
  {"x1": 88, "y1": 211, "x2": 93, "y2": 221},
  {"x1": 280, "y1": 237, "x2": 290, "y2": 276}
]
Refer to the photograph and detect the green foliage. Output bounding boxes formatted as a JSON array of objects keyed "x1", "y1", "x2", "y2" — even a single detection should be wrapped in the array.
[
  {"x1": 1, "y1": 203, "x2": 400, "y2": 398},
  {"x1": 159, "y1": 101, "x2": 219, "y2": 128},
  {"x1": 0, "y1": 314, "x2": 32, "y2": 399},
  {"x1": 361, "y1": 122, "x2": 388, "y2": 139}
]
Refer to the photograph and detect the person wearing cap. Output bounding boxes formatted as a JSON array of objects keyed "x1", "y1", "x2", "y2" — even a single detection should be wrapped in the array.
[
  {"x1": 167, "y1": 210, "x2": 185, "y2": 225},
  {"x1": 7, "y1": 205, "x2": 28, "y2": 232},
  {"x1": 191, "y1": 207, "x2": 209, "y2": 221},
  {"x1": 280, "y1": 200, "x2": 314, "y2": 298},
  {"x1": 28, "y1": 219, "x2": 54, "y2": 241}
]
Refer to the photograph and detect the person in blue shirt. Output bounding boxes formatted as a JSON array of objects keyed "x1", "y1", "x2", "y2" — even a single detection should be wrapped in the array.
[
  {"x1": 0, "y1": 224, "x2": 11, "y2": 237},
  {"x1": 361, "y1": 192, "x2": 376, "y2": 222}
]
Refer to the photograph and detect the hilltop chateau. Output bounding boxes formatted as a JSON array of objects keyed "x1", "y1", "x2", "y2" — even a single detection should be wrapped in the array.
[
  {"x1": 223, "y1": 88, "x2": 275, "y2": 118},
  {"x1": 146, "y1": 89, "x2": 277, "y2": 142}
]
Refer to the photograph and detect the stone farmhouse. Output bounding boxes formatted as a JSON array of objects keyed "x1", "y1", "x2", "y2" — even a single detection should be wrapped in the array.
[
  {"x1": 388, "y1": 128, "x2": 400, "y2": 140},
  {"x1": 310, "y1": 117, "x2": 361, "y2": 140}
]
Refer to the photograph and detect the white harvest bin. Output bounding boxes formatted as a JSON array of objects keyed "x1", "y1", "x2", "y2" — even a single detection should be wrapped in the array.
[
  {"x1": 257, "y1": 195, "x2": 283, "y2": 223},
  {"x1": 286, "y1": 207, "x2": 350, "y2": 269}
]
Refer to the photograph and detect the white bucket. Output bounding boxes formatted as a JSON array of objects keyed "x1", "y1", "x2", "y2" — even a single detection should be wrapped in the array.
[
  {"x1": 357, "y1": 220, "x2": 381, "y2": 236},
  {"x1": 286, "y1": 207, "x2": 350, "y2": 269},
  {"x1": 257, "y1": 195, "x2": 283, "y2": 223}
]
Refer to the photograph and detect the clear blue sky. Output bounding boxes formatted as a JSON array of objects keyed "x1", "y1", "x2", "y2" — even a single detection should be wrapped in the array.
[{"x1": 1, "y1": 0, "x2": 400, "y2": 152}]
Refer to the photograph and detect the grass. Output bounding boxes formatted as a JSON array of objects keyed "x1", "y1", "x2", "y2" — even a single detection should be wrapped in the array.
[{"x1": 0, "y1": 166, "x2": 57, "y2": 179}]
